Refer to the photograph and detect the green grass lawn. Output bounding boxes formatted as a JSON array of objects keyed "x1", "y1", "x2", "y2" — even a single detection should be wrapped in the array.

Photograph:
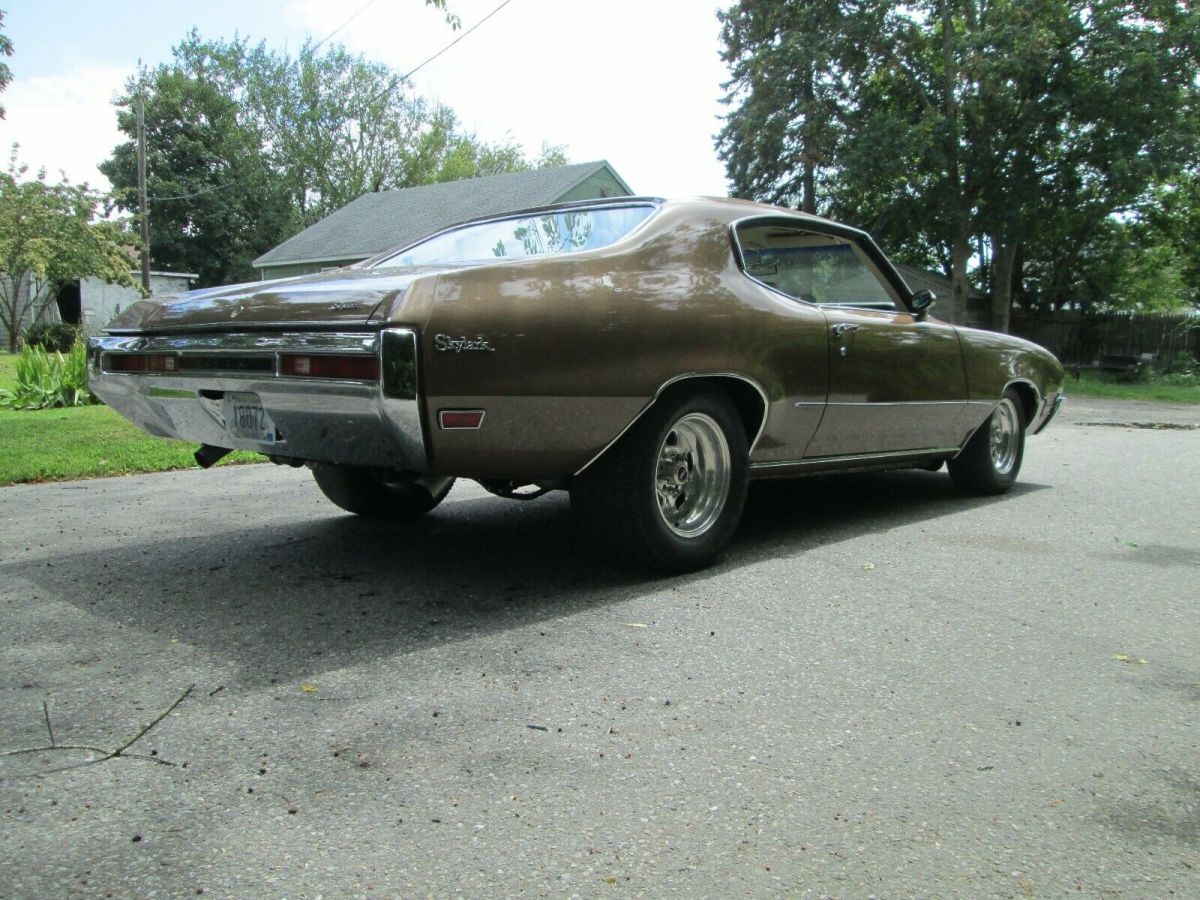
[
  {"x1": 1067, "y1": 370, "x2": 1200, "y2": 404},
  {"x1": 0, "y1": 351, "x2": 17, "y2": 386},
  {"x1": 1, "y1": 351, "x2": 260, "y2": 486}
]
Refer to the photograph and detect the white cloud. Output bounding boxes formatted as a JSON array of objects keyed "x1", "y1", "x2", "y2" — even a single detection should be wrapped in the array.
[
  {"x1": 0, "y1": 2, "x2": 735, "y2": 199},
  {"x1": 0, "y1": 64, "x2": 128, "y2": 189},
  {"x1": 285, "y1": 0, "x2": 732, "y2": 196}
]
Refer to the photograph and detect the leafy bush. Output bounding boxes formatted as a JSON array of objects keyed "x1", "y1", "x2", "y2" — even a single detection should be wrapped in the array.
[
  {"x1": 0, "y1": 343, "x2": 95, "y2": 409},
  {"x1": 1163, "y1": 350, "x2": 1197, "y2": 376},
  {"x1": 1161, "y1": 370, "x2": 1199, "y2": 387},
  {"x1": 23, "y1": 321, "x2": 81, "y2": 353}
]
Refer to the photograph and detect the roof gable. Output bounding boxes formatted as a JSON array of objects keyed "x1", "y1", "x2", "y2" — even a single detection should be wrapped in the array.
[{"x1": 254, "y1": 161, "x2": 631, "y2": 269}]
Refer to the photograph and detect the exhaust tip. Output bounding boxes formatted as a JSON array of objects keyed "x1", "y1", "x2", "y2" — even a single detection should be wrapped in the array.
[{"x1": 194, "y1": 444, "x2": 233, "y2": 469}]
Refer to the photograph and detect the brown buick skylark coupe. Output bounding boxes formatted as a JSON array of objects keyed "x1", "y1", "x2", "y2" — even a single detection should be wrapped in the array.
[{"x1": 89, "y1": 197, "x2": 1065, "y2": 571}]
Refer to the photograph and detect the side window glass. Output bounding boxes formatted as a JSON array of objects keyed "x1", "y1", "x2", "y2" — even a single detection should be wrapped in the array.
[{"x1": 737, "y1": 223, "x2": 900, "y2": 312}]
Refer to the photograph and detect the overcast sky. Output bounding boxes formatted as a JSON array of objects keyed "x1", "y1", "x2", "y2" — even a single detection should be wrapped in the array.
[{"x1": 0, "y1": 0, "x2": 733, "y2": 198}]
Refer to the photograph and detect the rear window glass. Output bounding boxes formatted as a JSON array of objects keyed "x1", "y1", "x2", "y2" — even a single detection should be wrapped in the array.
[{"x1": 375, "y1": 204, "x2": 657, "y2": 268}]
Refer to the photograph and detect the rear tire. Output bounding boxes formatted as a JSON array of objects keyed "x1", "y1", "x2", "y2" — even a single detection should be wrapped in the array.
[
  {"x1": 572, "y1": 389, "x2": 749, "y2": 572},
  {"x1": 312, "y1": 465, "x2": 454, "y2": 519},
  {"x1": 948, "y1": 390, "x2": 1025, "y2": 495}
]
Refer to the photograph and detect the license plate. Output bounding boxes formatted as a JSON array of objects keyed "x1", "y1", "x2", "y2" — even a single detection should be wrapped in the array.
[{"x1": 223, "y1": 392, "x2": 277, "y2": 443}]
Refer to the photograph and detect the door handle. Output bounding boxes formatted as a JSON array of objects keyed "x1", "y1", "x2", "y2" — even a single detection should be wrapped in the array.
[{"x1": 831, "y1": 323, "x2": 860, "y2": 337}]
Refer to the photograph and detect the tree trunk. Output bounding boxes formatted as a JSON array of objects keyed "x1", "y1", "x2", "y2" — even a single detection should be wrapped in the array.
[
  {"x1": 801, "y1": 60, "x2": 816, "y2": 215},
  {"x1": 948, "y1": 230, "x2": 971, "y2": 325},
  {"x1": 990, "y1": 234, "x2": 1019, "y2": 333}
]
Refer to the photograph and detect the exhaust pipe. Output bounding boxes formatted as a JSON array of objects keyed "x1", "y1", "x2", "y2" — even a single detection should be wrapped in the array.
[{"x1": 194, "y1": 444, "x2": 232, "y2": 469}]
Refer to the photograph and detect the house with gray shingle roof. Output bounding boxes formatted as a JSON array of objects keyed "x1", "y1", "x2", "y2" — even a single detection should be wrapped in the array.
[{"x1": 253, "y1": 161, "x2": 633, "y2": 280}]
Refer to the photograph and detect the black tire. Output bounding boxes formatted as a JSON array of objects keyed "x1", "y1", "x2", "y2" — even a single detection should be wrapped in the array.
[
  {"x1": 312, "y1": 465, "x2": 455, "y2": 519},
  {"x1": 572, "y1": 389, "x2": 750, "y2": 572},
  {"x1": 947, "y1": 389, "x2": 1026, "y2": 495}
]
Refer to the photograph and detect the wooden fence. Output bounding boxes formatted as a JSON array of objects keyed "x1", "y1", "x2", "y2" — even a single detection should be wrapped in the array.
[{"x1": 1009, "y1": 310, "x2": 1200, "y2": 368}]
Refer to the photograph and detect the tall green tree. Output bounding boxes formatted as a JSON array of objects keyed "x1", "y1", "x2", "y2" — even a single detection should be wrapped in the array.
[
  {"x1": 100, "y1": 66, "x2": 295, "y2": 287},
  {"x1": 102, "y1": 33, "x2": 568, "y2": 286},
  {"x1": 718, "y1": 1, "x2": 1200, "y2": 329},
  {"x1": 1141, "y1": 169, "x2": 1200, "y2": 310},
  {"x1": 0, "y1": 10, "x2": 13, "y2": 119},
  {"x1": 0, "y1": 154, "x2": 139, "y2": 352}
]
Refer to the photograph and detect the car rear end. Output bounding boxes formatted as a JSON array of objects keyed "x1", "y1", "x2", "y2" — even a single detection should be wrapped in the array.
[{"x1": 87, "y1": 269, "x2": 441, "y2": 471}]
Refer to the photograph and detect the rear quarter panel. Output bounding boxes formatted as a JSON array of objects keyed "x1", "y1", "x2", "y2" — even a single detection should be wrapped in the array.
[{"x1": 413, "y1": 204, "x2": 746, "y2": 479}]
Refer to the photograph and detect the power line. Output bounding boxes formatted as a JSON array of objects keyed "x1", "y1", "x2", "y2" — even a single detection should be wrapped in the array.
[
  {"x1": 309, "y1": 0, "x2": 382, "y2": 55},
  {"x1": 149, "y1": 175, "x2": 253, "y2": 203},
  {"x1": 401, "y1": 0, "x2": 515, "y2": 83},
  {"x1": 367, "y1": 0, "x2": 517, "y2": 106},
  {"x1": 143, "y1": 0, "x2": 520, "y2": 203}
]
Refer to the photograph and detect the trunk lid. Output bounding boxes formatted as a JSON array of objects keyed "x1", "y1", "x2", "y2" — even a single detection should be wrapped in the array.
[{"x1": 105, "y1": 265, "x2": 471, "y2": 333}]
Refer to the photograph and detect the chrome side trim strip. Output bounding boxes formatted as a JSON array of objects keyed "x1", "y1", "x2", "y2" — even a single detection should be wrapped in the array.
[
  {"x1": 798, "y1": 399, "x2": 991, "y2": 408},
  {"x1": 94, "y1": 331, "x2": 378, "y2": 354},
  {"x1": 751, "y1": 447, "x2": 961, "y2": 471},
  {"x1": 572, "y1": 372, "x2": 771, "y2": 477},
  {"x1": 103, "y1": 321, "x2": 380, "y2": 336}
]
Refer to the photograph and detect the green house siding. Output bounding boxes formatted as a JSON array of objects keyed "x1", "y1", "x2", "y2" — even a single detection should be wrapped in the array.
[
  {"x1": 260, "y1": 259, "x2": 364, "y2": 280},
  {"x1": 555, "y1": 170, "x2": 631, "y2": 203}
]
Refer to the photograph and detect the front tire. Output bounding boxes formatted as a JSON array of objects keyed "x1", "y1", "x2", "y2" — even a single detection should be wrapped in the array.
[
  {"x1": 948, "y1": 390, "x2": 1025, "y2": 495},
  {"x1": 572, "y1": 389, "x2": 749, "y2": 572},
  {"x1": 312, "y1": 465, "x2": 455, "y2": 519}
]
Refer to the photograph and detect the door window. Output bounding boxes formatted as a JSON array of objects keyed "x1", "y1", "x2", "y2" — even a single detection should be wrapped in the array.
[{"x1": 737, "y1": 223, "x2": 901, "y2": 313}]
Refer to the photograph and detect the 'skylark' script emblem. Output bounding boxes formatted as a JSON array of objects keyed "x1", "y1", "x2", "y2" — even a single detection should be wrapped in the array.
[{"x1": 434, "y1": 333, "x2": 496, "y2": 353}]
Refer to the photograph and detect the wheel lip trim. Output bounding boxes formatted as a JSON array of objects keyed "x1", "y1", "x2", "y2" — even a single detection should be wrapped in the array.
[
  {"x1": 572, "y1": 373, "x2": 768, "y2": 477},
  {"x1": 653, "y1": 411, "x2": 732, "y2": 538}
]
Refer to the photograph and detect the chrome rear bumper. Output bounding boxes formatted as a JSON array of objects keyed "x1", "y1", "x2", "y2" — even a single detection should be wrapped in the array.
[{"x1": 87, "y1": 328, "x2": 428, "y2": 470}]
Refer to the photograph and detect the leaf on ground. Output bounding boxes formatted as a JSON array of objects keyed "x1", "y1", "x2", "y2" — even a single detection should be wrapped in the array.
[
  {"x1": 861, "y1": 562, "x2": 876, "y2": 570},
  {"x1": 1115, "y1": 537, "x2": 1139, "y2": 548},
  {"x1": 301, "y1": 683, "x2": 318, "y2": 692},
  {"x1": 1114, "y1": 654, "x2": 1146, "y2": 665}
]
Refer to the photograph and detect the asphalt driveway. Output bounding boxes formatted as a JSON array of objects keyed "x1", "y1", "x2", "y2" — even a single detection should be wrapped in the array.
[{"x1": 1, "y1": 396, "x2": 1197, "y2": 897}]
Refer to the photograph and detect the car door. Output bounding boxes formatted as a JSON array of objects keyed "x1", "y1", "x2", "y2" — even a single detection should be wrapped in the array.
[
  {"x1": 808, "y1": 304, "x2": 968, "y2": 456},
  {"x1": 734, "y1": 220, "x2": 968, "y2": 457}
]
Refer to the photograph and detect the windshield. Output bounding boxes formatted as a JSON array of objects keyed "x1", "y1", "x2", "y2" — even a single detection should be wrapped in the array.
[{"x1": 374, "y1": 203, "x2": 657, "y2": 268}]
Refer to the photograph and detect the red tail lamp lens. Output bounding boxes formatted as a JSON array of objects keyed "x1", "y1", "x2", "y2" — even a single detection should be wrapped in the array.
[
  {"x1": 280, "y1": 354, "x2": 379, "y2": 380},
  {"x1": 109, "y1": 353, "x2": 177, "y2": 372},
  {"x1": 439, "y1": 409, "x2": 485, "y2": 429}
]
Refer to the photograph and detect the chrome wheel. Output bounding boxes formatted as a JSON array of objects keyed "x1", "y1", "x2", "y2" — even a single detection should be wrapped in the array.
[
  {"x1": 654, "y1": 412, "x2": 731, "y2": 537},
  {"x1": 989, "y1": 397, "x2": 1020, "y2": 475}
]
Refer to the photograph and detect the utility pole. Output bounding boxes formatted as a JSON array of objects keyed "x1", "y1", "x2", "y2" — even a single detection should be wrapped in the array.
[{"x1": 137, "y1": 95, "x2": 151, "y2": 293}]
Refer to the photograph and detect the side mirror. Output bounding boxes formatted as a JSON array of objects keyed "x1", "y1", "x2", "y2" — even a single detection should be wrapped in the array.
[{"x1": 910, "y1": 289, "x2": 936, "y2": 317}]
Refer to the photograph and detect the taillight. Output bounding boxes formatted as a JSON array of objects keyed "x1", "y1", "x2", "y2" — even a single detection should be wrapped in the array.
[
  {"x1": 108, "y1": 353, "x2": 178, "y2": 372},
  {"x1": 280, "y1": 354, "x2": 379, "y2": 381}
]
